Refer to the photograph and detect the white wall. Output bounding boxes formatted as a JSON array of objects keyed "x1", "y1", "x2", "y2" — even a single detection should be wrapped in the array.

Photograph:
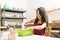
[
  {"x1": 0, "y1": 0, "x2": 27, "y2": 9},
  {"x1": 48, "y1": 10, "x2": 60, "y2": 23},
  {"x1": 26, "y1": 0, "x2": 55, "y2": 20},
  {"x1": 0, "y1": 0, "x2": 60, "y2": 22},
  {"x1": 26, "y1": 0, "x2": 60, "y2": 23}
]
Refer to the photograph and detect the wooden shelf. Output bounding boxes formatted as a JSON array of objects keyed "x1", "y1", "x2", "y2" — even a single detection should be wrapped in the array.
[
  {"x1": 0, "y1": 26, "x2": 7, "y2": 29},
  {"x1": 2, "y1": 17, "x2": 26, "y2": 19},
  {"x1": 2, "y1": 9, "x2": 26, "y2": 13},
  {"x1": 52, "y1": 32, "x2": 60, "y2": 38},
  {"x1": 47, "y1": 8, "x2": 60, "y2": 13}
]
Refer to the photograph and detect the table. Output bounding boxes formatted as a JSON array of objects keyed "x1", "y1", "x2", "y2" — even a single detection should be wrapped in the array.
[
  {"x1": 1, "y1": 31, "x2": 60, "y2": 40},
  {"x1": 18, "y1": 35, "x2": 60, "y2": 40}
]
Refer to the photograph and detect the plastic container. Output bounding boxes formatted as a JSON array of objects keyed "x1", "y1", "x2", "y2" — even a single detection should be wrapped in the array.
[{"x1": 16, "y1": 28, "x2": 33, "y2": 36}]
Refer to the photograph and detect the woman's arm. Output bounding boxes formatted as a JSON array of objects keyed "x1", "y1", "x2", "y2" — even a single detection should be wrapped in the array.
[
  {"x1": 35, "y1": 22, "x2": 46, "y2": 28},
  {"x1": 35, "y1": 22, "x2": 46, "y2": 29},
  {"x1": 27, "y1": 22, "x2": 46, "y2": 30}
]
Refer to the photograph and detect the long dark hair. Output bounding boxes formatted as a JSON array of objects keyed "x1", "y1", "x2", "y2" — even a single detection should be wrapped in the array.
[{"x1": 34, "y1": 7, "x2": 48, "y2": 26}]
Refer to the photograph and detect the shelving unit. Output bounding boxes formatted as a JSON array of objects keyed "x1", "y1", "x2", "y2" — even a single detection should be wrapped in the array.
[
  {"x1": 1, "y1": 9, "x2": 27, "y2": 27},
  {"x1": 0, "y1": 7, "x2": 2, "y2": 26}
]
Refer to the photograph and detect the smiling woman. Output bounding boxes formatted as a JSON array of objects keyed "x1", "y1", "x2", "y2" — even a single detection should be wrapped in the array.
[{"x1": 25, "y1": 7, "x2": 48, "y2": 35}]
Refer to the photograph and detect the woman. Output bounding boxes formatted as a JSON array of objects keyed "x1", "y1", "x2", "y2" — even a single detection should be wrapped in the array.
[{"x1": 26, "y1": 7, "x2": 48, "y2": 35}]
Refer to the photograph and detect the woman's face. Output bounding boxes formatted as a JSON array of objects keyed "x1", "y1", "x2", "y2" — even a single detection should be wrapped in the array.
[{"x1": 36, "y1": 10, "x2": 41, "y2": 19}]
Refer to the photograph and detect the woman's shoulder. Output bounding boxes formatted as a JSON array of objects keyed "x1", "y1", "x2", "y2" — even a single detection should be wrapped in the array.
[
  {"x1": 29, "y1": 18, "x2": 36, "y2": 23},
  {"x1": 26, "y1": 18, "x2": 35, "y2": 23},
  {"x1": 43, "y1": 22, "x2": 47, "y2": 24},
  {"x1": 30, "y1": 18, "x2": 35, "y2": 21}
]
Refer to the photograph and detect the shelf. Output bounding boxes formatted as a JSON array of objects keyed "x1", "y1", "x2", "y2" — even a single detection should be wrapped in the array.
[
  {"x1": 52, "y1": 28, "x2": 60, "y2": 30},
  {"x1": 0, "y1": 26, "x2": 7, "y2": 29},
  {"x1": 2, "y1": 9, "x2": 26, "y2": 13},
  {"x1": 2, "y1": 17, "x2": 26, "y2": 19},
  {"x1": 52, "y1": 32, "x2": 60, "y2": 38}
]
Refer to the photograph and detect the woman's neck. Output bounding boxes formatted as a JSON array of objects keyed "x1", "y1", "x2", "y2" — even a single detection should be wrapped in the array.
[
  {"x1": 37, "y1": 19, "x2": 42, "y2": 24},
  {"x1": 38, "y1": 19, "x2": 41, "y2": 22}
]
